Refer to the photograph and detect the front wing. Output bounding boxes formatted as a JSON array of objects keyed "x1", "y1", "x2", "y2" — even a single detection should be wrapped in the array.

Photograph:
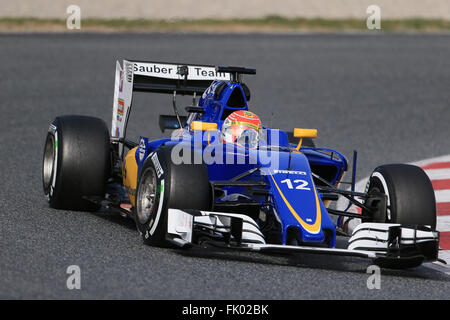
[{"x1": 167, "y1": 209, "x2": 440, "y2": 267}]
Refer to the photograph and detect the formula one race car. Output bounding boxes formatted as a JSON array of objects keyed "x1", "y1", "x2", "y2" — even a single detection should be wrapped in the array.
[{"x1": 42, "y1": 60, "x2": 440, "y2": 269}]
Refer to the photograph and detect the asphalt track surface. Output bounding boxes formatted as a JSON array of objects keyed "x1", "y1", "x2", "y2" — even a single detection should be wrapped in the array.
[{"x1": 1, "y1": 33, "x2": 450, "y2": 299}]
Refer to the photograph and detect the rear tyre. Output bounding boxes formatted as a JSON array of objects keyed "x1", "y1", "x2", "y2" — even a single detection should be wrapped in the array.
[
  {"x1": 42, "y1": 115, "x2": 111, "y2": 211},
  {"x1": 365, "y1": 164, "x2": 436, "y2": 228},
  {"x1": 135, "y1": 145, "x2": 211, "y2": 247}
]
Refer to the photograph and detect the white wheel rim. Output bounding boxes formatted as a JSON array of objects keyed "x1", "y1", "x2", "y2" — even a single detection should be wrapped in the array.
[
  {"x1": 43, "y1": 134, "x2": 55, "y2": 191},
  {"x1": 136, "y1": 167, "x2": 157, "y2": 224},
  {"x1": 371, "y1": 172, "x2": 391, "y2": 221}
]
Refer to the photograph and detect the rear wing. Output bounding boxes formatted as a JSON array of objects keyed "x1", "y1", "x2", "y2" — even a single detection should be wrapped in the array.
[{"x1": 111, "y1": 59, "x2": 231, "y2": 144}]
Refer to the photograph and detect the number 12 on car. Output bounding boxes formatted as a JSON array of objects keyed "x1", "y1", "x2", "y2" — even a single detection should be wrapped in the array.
[{"x1": 280, "y1": 179, "x2": 311, "y2": 190}]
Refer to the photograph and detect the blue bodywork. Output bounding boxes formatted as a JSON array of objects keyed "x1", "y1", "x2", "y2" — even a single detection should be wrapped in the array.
[{"x1": 135, "y1": 80, "x2": 347, "y2": 248}]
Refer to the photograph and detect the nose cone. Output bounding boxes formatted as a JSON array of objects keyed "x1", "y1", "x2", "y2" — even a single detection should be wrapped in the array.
[{"x1": 264, "y1": 152, "x2": 335, "y2": 246}]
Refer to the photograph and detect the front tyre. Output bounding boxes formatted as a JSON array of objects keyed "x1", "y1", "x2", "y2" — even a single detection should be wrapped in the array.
[
  {"x1": 135, "y1": 146, "x2": 211, "y2": 247},
  {"x1": 364, "y1": 164, "x2": 437, "y2": 269},
  {"x1": 364, "y1": 164, "x2": 436, "y2": 228}
]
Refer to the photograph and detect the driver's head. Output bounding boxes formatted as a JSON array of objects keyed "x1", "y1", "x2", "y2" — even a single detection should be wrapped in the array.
[{"x1": 221, "y1": 110, "x2": 262, "y2": 149}]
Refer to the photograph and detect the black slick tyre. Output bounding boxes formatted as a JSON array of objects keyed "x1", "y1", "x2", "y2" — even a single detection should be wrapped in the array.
[
  {"x1": 42, "y1": 115, "x2": 110, "y2": 211},
  {"x1": 135, "y1": 145, "x2": 211, "y2": 247}
]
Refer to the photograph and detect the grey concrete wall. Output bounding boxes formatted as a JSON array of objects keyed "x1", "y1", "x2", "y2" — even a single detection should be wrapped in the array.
[{"x1": 1, "y1": 0, "x2": 449, "y2": 20}]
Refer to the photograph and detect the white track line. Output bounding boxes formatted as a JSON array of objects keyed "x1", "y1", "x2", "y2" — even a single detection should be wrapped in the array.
[
  {"x1": 423, "y1": 168, "x2": 450, "y2": 180},
  {"x1": 437, "y1": 216, "x2": 450, "y2": 233},
  {"x1": 435, "y1": 190, "x2": 450, "y2": 203},
  {"x1": 413, "y1": 155, "x2": 450, "y2": 167}
]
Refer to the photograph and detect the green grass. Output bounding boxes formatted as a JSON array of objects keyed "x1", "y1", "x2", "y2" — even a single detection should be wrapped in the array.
[{"x1": 1, "y1": 16, "x2": 449, "y2": 32}]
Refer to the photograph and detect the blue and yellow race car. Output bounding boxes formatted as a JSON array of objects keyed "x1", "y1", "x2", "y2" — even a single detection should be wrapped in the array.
[{"x1": 42, "y1": 60, "x2": 439, "y2": 269}]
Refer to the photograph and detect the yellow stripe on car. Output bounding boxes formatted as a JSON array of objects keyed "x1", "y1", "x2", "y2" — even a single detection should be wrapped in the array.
[{"x1": 269, "y1": 173, "x2": 322, "y2": 234}]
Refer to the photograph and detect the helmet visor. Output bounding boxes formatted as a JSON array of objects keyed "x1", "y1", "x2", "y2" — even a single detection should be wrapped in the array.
[{"x1": 236, "y1": 128, "x2": 260, "y2": 149}]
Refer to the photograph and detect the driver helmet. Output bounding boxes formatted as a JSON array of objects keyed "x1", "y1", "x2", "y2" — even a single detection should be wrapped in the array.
[{"x1": 221, "y1": 110, "x2": 262, "y2": 149}]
